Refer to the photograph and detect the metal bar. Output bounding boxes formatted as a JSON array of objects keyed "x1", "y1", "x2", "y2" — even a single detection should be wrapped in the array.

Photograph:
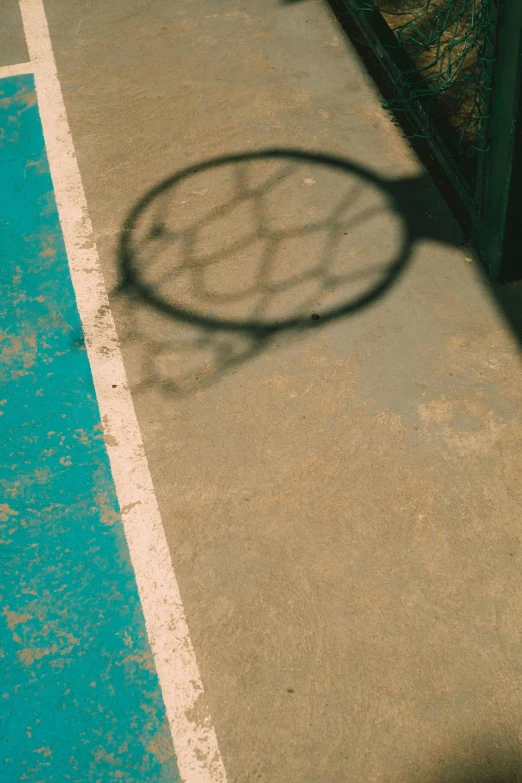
[{"x1": 474, "y1": 0, "x2": 522, "y2": 281}]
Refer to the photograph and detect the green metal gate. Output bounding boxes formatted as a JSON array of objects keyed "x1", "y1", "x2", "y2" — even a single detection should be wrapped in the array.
[{"x1": 336, "y1": 0, "x2": 522, "y2": 282}]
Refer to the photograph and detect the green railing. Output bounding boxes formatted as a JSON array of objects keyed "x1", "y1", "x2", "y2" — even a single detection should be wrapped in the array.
[{"x1": 337, "y1": 0, "x2": 522, "y2": 281}]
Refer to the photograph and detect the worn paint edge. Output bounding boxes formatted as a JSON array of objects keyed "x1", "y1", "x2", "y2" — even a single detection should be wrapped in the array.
[
  {"x1": 17, "y1": 2, "x2": 228, "y2": 781},
  {"x1": 0, "y1": 61, "x2": 34, "y2": 78}
]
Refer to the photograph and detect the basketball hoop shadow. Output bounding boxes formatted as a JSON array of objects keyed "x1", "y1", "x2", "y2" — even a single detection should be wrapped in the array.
[{"x1": 116, "y1": 149, "x2": 460, "y2": 395}]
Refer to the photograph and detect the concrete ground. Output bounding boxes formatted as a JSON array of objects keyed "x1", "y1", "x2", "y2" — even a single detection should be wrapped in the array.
[{"x1": 3, "y1": 0, "x2": 522, "y2": 780}]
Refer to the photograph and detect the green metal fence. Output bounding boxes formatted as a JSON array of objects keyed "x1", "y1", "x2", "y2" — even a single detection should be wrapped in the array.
[{"x1": 337, "y1": 0, "x2": 522, "y2": 281}]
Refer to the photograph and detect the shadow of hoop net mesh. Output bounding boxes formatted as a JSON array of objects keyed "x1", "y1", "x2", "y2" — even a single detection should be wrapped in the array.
[
  {"x1": 373, "y1": 0, "x2": 493, "y2": 158},
  {"x1": 118, "y1": 155, "x2": 406, "y2": 395}
]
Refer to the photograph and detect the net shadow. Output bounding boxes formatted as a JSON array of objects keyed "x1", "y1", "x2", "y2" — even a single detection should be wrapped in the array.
[{"x1": 116, "y1": 148, "x2": 461, "y2": 396}]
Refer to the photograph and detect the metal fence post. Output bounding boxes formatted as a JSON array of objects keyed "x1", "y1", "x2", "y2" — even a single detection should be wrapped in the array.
[{"x1": 475, "y1": 0, "x2": 522, "y2": 282}]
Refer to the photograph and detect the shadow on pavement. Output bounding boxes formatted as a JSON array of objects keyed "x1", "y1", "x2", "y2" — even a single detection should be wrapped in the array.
[
  {"x1": 420, "y1": 735, "x2": 522, "y2": 783},
  {"x1": 115, "y1": 148, "x2": 462, "y2": 395},
  {"x1": 319, "y1": 0, "x2": 522, "y2": 348}
]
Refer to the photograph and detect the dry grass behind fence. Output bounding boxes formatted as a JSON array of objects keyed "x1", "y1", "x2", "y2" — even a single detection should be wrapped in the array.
[{"x1": 374, "y1": 0, "x2": 487, "y2": 151}]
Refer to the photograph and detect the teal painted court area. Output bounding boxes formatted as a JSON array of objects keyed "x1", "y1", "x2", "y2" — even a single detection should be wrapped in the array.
[{"x1": 0, "y1": 74, "x2": 178, "y2": 782}]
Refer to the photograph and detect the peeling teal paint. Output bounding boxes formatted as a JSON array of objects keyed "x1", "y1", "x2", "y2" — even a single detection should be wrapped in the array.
[{"x1": 0, "y1": 75, "x2": 179, "y2": 782}]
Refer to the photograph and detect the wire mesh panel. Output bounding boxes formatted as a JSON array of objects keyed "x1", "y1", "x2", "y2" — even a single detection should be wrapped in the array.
[
  {"x1": 340, "y1": 0, "x2": 522, "y2": 281},
  {"x1": 375, "y1": 0, "x2": 494, "y2": 159}
]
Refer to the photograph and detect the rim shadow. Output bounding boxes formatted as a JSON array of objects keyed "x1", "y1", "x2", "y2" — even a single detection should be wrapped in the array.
[{"x1": 116, "y1": 148, "x2": 461, "y2": 395}]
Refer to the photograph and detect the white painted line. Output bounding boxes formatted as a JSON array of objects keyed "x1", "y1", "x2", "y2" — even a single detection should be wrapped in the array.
[
  {"x1": 0, "y1": 61, "x2": 33, "y2": 79},
  {"x1": 18, "y1": 2, "x2": 228, "y2": 781}
]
